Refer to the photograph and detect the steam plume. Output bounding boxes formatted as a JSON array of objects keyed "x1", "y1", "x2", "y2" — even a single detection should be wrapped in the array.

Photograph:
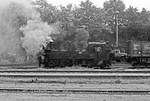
[
  {"x1": 0, "y1": 1, "x2": 30, "y2": 63},
  {"x1": 20, "y1": 16, "x2": 55, "y2": 57},
  {"x1": 0, "y1": 0, "x2": 59, "y2": 64}
]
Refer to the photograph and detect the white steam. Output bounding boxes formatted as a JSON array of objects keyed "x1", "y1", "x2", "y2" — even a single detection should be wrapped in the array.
[
  {"x1": 0, "y1": 0, "x2": 59, "y2": 64},
  {"x1": 0, "y1": 1, "x2": 30, "y2": 63},
  {"x1": 20, "y1": 18, "x2": 55, "y2": 57}
]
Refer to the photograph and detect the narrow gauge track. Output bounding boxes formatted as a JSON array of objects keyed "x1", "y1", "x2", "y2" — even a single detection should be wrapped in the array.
[
  {"x1": 1, "y1": 69, "x2": 150, "y2": 74},
  {"x1": 0, "y1": 88, "x2": 150, "y2": 95},
  {"x1": 1, "y1": 72, "x2": 150, "y2": 78}
]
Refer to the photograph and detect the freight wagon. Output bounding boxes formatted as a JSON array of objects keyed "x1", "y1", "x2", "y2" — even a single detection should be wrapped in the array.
[{"x1": 127, "y1": 40, "x2": 150, "y2": 66}]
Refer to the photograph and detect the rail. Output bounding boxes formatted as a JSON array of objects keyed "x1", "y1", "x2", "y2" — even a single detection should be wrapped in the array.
[{"x1": 0, "y1": 88, "x2": 150, "y2": 95}]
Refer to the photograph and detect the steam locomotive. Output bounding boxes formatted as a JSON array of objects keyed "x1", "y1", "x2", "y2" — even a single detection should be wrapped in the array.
[{"x1": 38, "y1": 41, "x2": 113, "y2": 69}]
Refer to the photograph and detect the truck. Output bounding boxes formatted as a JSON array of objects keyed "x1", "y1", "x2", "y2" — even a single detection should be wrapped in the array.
[
  {"x1": 111, "y1": 49, "x2": 127, "y2": 62},
  {"x1": 126, "y1": 40, "x2": 150, "y2": 66}
]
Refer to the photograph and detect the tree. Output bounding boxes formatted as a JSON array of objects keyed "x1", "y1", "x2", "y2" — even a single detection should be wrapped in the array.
[
  {"x1": 124, "y1": 6, "x2": 139, "y2": 25},
  {"x1": 123, "y1": 7, "x2": 150, "y2": 41},
  {"x1": 74, "y1": 28, "x2": 89, "y2": 51},
  {"x1": 103, "y1": 0, "x2": 126, "y2": 29},
  {"x1": 73, "y1": 0, "x2": 110, "y2": 42},
  {"x1": 32, "y1": 0, "x2": 58, "y2": 24}
]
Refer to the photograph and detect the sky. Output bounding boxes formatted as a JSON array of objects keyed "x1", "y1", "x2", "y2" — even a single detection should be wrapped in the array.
[{"x1": 46, "y1": 0, "x2": 150, "y2": 11}]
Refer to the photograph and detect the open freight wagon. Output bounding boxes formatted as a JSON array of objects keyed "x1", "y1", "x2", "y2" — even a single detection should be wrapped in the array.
[{"x1": 127, "y1": 40, "x2": 150, "y2": 66}]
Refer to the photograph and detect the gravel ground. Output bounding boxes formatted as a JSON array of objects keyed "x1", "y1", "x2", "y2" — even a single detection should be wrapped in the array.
[
  {"x1": 0, "y1": 81, "x2": 150, "y2": 91},
  {"x1": 0, "y1": 75, "x2": 150, "y2": 91},
  {"x1": 0, "y1": 63, "x2": 149, "y2": 101},
  {"x1": 0, "y1": 92, "x2": 150, "y2": 101}
]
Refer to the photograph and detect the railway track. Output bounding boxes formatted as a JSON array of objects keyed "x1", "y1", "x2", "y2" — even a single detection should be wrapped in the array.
[
  {"x1": 0, "y1": 66, "x2": 150, "y2": 96},
  {"x1": 0, "y1": 67, "x2": 150, "y2": 78},
  {"x1": 1, "y1": 72, "x2": 150, "y2": 79},
  {"x1": 0, "y1": 88, "x2": 150, "y2": 95},
  {"x1": 1, "y1": 69, "x2": 150, "y2": 73}
]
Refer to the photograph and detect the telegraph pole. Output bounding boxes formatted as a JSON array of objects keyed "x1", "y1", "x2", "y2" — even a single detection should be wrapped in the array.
[
  {"x1": 115, "y1": 11, "x2": 119, "y2": 48},
  {"x1": 114, "y1": 0, "x2": 119, "y2": 48}
]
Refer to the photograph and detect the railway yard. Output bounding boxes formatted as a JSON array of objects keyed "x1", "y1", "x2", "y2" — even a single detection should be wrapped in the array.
[
  {"x1": 1, "y1": 0, "x2": 150, "y2": 100},
  {"x1": 0, "y1": 63, "x2": 150, "y2": 101}
]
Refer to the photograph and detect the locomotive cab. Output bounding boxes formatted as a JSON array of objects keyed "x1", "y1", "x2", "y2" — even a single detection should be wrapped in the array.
[
  {"x1": 88, "y1": 42, "x2": 105, "y2": 52},
  {"x1": 87, "y1": 42, "x2": 112, "y2": 68}
]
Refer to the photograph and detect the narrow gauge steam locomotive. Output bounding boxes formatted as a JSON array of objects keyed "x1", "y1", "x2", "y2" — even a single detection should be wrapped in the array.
[{"x1": 40, "y1": 41, "x2": 112, "y2": 69}]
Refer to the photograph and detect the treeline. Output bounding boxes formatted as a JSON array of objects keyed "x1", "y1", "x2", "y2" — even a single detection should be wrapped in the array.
[{"x1": 32, "y1": 0, "x2": 150, "y2": 47}]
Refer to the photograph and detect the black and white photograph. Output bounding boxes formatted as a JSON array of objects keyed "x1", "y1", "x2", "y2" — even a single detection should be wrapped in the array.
[{"x1": 0, "y1": 0, "x2": 150, "y2": 100}]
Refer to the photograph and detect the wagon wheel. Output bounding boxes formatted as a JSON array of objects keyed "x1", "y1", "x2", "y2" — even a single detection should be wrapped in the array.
[
  {"x1": 81, "y1": 59, "x2": 88, "y2": 67},
  {"x1": 99, "y1": 60, "x2": 111, "y2": 69},
  {"x1": 60, "y1": 59, "x2": 65, "y2": 68},
  {"x1": 48, "y1": 60, "x2": 56, "y2": 68}
]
